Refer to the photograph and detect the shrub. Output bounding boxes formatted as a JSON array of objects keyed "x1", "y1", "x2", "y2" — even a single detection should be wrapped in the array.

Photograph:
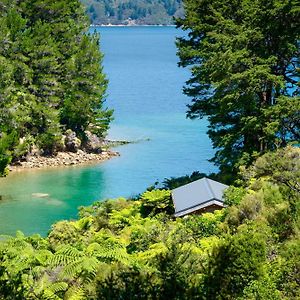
[{"x1": 140, "y1": 190, "x2": 174, "y2": 217}]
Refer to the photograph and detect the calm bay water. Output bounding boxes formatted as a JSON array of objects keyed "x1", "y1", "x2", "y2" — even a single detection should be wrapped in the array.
[{"x1": 0, "y1": 26, "x2": 215, "y2": 236}]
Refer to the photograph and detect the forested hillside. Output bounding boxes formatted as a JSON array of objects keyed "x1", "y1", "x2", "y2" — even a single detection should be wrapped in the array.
[
  {"x1": 0, "y1": 0, "x2": 112, "y2": 175},
  {"x1": 81, "y1": 0, "x2": 183, "y2": 25}
]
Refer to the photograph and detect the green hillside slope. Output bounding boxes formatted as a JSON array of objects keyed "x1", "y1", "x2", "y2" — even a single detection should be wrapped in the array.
[{"x1": 81, "y1": 0, "x2": 183, "y2": 25}]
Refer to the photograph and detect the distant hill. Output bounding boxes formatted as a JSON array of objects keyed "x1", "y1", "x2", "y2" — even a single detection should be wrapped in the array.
[{"x1": 81, "y1": 0, "x2": 183, "y2": 25}]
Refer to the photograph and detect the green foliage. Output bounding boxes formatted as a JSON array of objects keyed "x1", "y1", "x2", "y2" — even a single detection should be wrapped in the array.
[
  {"x1": 0, "y1": 148, "x2": 299, "y2": 298},
  {"x1": 140, "y1": 189, "x2": 174, "y2": 217},
  {"x1": 223, "y1": 186, "x2": 247, "y2": 206},
  {"x1": 277, "y1": 237, "x2": 300, "y2": 298},
  {"x1": 96, "y1": 265, "x2": 157, "y2": 300},
  {"x1": 246, "y1": 146, "x2": 300, "y2": 194},
  {"x1": 202, "y1": 227, "x2": 267, "y2": 299},
  {"x1": 183, "y1": 210, "x2": 225, "y2": 239},
  {"x1": 176, "y1": 0, "x2": 300, "y2": 174},
  {"x1": 241, "y1": 274, "x2": 282, "y2": 300},
  {"x1": 60, "y1": 34, "x2": 112, "y2": 139},
  {"x1": 48, "y1": 221, "x2": 84, "y2": 250},
  {"x1": 242, "y1": 147, "x2": 300, "y2": 239},
  {"x1": 0, "y1": 0, "x2": 111, "y2": 174},
  {"x1": 0, "y1": 132, "x2": 16, "y2": 175},
  {"x1": 162, "y1": 170, "x2": 234, "y2": 187}
]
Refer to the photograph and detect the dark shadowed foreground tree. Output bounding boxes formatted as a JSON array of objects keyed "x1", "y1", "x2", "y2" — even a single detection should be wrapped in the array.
[{"x1": 176, "y1": 0, "x2": 300, "y2": 174}]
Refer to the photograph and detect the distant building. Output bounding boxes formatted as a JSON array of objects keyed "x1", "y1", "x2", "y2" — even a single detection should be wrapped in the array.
[{"x1": 171, "y1": 177, "x2": 228, "y2": 217}]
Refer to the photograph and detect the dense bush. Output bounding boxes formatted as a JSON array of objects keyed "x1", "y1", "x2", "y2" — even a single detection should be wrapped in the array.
[{"x1": 0, "y1": 147, "x2": 299, "y2": 299}]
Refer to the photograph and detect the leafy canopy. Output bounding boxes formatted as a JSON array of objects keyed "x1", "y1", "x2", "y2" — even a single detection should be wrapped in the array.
[
  {"x1": 0, "y1": 0, "x2": 112, "y2": 175},
  {"x1": 176, "y1": 0, "x2": 300, "y2": 173},
  {"x1": 0, "y1": 147, "x2": 299, "y2": 299}
]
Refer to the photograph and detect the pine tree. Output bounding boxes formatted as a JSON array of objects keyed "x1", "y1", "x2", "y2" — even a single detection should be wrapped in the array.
[
  {"x1": 61, "y1": 33, "x2": 111, "y2": 139},
  {"x1": 177, "y1": 0, "x2": 300, "y2": 174},
  {"x1": 0, "y1": 0, "x2": 111, "y2": 174}
]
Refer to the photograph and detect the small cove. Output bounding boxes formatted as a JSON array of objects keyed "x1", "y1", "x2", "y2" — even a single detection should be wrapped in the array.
[{"x1": 0, "y1": 26, "x2": 216, "y2": 236}]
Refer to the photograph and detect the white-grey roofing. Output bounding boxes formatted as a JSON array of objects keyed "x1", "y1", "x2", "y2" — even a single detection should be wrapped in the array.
[{"x1": 172, "y1": 177, "x2": 228, "y2": 217}]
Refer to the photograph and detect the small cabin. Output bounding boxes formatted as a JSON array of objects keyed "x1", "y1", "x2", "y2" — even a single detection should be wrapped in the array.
[{"x1": 171, "y1": 177, "x2": 228, "y2": 217}]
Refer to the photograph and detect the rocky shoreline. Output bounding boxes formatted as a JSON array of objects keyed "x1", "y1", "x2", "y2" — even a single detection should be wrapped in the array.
[{"x1": 9, "y1": 149, "x2": 120, "y2": 171}]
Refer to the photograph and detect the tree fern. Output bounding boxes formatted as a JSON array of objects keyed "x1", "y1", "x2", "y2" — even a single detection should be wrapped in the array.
[
  {"x1": 44, "y1": 282, "x2": 68, "y2": 298},
  {"x1": 87, "y1": 241, "x2": 129, "y2": 264},
  {"x1": 80, "y1": 257, "x2": 99, "y2": 277},
  {"x1": 64, "y1": 286, "x2": 86, "y2": 300},
  {"x1": 48, "y1": 245, "x2": 81, "y2": 267},
  {"x1": 31, "y1": 273, "x2": 64, "y2": 299},
  {"x1": 136, "y1": 242, "x2": 168, "y2": 262},
  {"x1": 35, "y1": 249, "x2": 54, "y2": 266},
  {"x1": 59, "y1": 256, "x2": 98, "y2": 281},
  {"x1": 41, "y1": 289, "x2": 63, "y2": 300},
  {"x1": 74, "y1": 217, "x2": 94, "y2": 231},
  {"x1": 2, "y1": 233, "x2": 28, "y2": 251},
  {"x1": 31, "y1": 265, "x2": 47, "y2": 279}
]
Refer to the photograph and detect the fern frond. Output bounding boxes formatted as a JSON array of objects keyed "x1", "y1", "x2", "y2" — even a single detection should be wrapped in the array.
[
  {"x1": 60, "y1": 256, "x2": 98, "y2": 282},
  {"x1": 31, "y1": 265, "x2": 46, "y2": 278},
  {"x1": 56, "y1": 245, "x2": 81, "y2": 258},
  {"x1": 74, "y1": 217, "x2": 94, "y2": 230},
  {"x1": 87, "y1": 241, "x2": 129, "y2": 264},
  {"x1": 136, "y1": 242, "x2": 168, "y2": 262},
  {"x1": 48, "y1": 281, "x2": 68, "y2": 294},
  {"x1": 33, "y1": 273, "x2": 67, "y2": 300},
  {"x1": 35, "y1": 249, "x2": 53, "y2": 265},
  {"x1": 42, "y1": 289, "x2": 63, "y2": 300},
  {"x1": 60, "y1": 260, "x2": 82, "y2": 279},
  {"x1": 32, "y1": 273, "x2": 52, "y2": 296},
  {"x1": 86, "y1": 242, "x2": 102, "y2": 253},
  {"x1": 48, "y1": 246, "x2": 81, "y2": 267},
  {"x1": 15, "y1": 230, "x2": 25, "y2": 239},
  {"x1": 65, "y1": 286, "x2": 86, "y2": 300},
  {"x1": 81, "y1": 257, "x2": 98, "y2": 274}
]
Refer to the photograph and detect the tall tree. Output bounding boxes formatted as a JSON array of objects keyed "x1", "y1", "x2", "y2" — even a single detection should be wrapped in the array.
[
  {"x1": 61, "y1": 33, "x2": 111, "y2": 139},
  {"x1": 0, "y1": 0, "x2": 111, "y2": 174},
  {"x1": 176, "y1": 0, "x2": 300, "y2": 174}
]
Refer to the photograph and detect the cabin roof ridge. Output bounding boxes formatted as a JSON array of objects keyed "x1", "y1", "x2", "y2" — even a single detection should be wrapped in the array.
[{"x1": 171, "y1": 177, "x2": 228, "y2": 217}]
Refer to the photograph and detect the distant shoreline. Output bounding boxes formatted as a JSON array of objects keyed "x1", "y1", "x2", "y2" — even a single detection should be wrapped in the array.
[{"x1": 90, "y1": 24, "x2": 176, "y2": 27}]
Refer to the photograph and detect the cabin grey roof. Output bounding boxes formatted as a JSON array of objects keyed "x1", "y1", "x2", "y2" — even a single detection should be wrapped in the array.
[{"x1": 172, "y1": 177, "x2": 228, "y2": 217}]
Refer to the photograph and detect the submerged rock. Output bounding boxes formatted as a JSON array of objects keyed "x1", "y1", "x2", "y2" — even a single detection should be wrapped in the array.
[{"x1": 32, "y1": 193, "x2": 49, "y2": 198}]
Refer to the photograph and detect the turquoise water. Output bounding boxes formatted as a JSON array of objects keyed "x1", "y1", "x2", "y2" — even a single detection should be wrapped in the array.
[{"x1": 0, "y1": 26, "x2": 215, "y2": 236}]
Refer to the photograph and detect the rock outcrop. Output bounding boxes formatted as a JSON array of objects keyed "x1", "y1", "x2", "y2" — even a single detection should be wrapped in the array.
[
  {"x1": 65, "y1": 129, "x2": 81, "y2": 152},
  {"x1": 9, "y1": 129, "x2": 123, "y2": 171},
  {"x1": 84, "y1": 130, "x2": 103, "y2": 153}
]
